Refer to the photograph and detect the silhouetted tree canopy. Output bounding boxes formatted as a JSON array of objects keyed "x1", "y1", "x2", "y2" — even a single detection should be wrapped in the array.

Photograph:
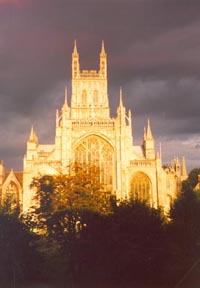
[
  {"x1": 166, "y1": 176, "x2": 200, "y2": 285},
  {"x1": 0, "y1": 211, "x2": 39, "y2": 287},
  {"x1": 182, "y1": 168, "x2": 200, "y2": 191},
  {"x1": 3, "y1": 168, "x2": 200, "y2": 287},
  {"x1": 74, "y1": 200, "x2": 167, "y2": 287}
]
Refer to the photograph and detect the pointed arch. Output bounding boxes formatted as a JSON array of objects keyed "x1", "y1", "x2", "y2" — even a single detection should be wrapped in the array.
[
  {"x1": 82, "y1": 90, "x2": 87, "y2": 105},
  {"x1": 130, "y1": 172, "x2": 152, "y2": 204},
  {"x1": 1, "y1": 171, "x2": 22, "y2": 211},
  {"x1": 73, "y1": 135, "x2": 114, "y2": 192},
  {"x1": 93, "y1": 90, "x2": 98, "y2": 105}
]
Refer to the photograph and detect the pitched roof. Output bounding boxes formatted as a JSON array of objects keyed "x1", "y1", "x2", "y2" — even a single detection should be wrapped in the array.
[{"x1": 5, "y1": 171, "x2": 23, "y2": 186}]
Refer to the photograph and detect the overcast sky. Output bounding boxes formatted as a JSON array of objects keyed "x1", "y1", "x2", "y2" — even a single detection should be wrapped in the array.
[{"x1": 0, "y1": 0, "x2": 200, "y2": 172}]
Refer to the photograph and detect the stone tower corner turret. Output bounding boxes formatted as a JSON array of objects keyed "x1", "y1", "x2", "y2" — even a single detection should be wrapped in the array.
[
  {"x1": 181, "y1": 155, "x2": 188, "y2": 180},
  {"x1": 117, "y1": 87, "x2": 126, "y2": 126},
  {"x1": 26, "y1": 126, "x2": 38, "y2": 161},
  {"x1": 143, "y1": 119, "x2": 155, "y2": 160},
  {"x1": 72, "y1": 40, "x2": 80, "y2": 79},
  {"x1": 100, "y1": 40, "x2": 107, "y2": 78}
]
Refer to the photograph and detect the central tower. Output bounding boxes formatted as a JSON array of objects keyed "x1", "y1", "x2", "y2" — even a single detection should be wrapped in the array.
[{"x1": 71, "y1": 41, "x2": 110, "y2": 119}]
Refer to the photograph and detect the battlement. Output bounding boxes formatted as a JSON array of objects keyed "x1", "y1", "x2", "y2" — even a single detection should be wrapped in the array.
[
  {"x1": 130, "y1": 160, "x2": 153, "y2": 167},
  {"x1": 80, "y1": 70, "x2": 99, "y2": 78},
  {"x1": 72, "y1": 119, "x2": 115, "y2": 129}
]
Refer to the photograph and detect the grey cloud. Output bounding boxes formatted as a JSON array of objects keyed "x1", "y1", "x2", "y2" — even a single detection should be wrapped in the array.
[{"x1": 0, "y1": 0, "x2": 200, "y2": 171}]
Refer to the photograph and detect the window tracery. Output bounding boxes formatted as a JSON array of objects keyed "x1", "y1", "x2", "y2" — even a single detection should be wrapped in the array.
[
  {"x1": 130, "y1": 172, "x2": 151, "y2": 203},
  {"x1": 2, "y1": 181, "x2": 20, "y2": 211},
  {"x1": 74, "y1": 136, "x2": 114, "y2": 191}
]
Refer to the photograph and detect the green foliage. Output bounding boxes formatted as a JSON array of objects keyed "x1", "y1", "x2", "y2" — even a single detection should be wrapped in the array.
[
  {"x1": 30, "y1": 164, "x2": 113, "y2": 237},
  {"x1": 28, "y1": 169, "x2": 168, "y2": 287},
  {"x1": 166, "y1": 181, "x2": 200, "y2": 284},
  {"x1": 37, "y1": 200, "x2": 167, "y2": 287},
  {"x1": 170, "y1": 187, "x2": 200, "y2": 251},
  {"x1": 104, "y1": 200, "x2": 167, "y2": 285},
  {"x1": 0, "y1": 212, "x2": 39, "y2": 287},
  {"x1": 0, "y1": 193, "x2": 20, "y2": 216},
  {"x1": 182, "y1": 167, "x2": 200, "y2": 190},
  {"x1": 21, "y1": 168, "x2": 200, "y2": 287}
]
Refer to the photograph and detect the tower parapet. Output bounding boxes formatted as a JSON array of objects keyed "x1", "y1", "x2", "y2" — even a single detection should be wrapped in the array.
[{"x1": 71, "y1": 41, "x2": 109, "y2": 119}]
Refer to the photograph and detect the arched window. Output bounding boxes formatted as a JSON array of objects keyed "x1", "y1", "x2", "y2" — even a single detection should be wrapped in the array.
[
  {"x1": 130, "y1": 172, "x2": 151, "y2": 203},
  {"x1": 74, "y1": 135, "x2": 114, "y2": 192},
  {"x1": 93, "y1": 90, "x2": 98, "y2": 106},
  {"x1": 2, "y1": 181, "x2": 20, "y2": 211},
  {"x1": 82, "y1": 90, "x2": 87, "y2": 105}
]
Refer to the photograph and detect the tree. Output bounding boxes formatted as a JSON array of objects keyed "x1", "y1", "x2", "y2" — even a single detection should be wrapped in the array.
[
  {"x1": 0, "y1": 192, "x2": 20, "y2": 216},
  {"x1": 70, "y1": 200, "x2": 167, "y2": 287},
  {"x1": 31, "y1": 163, "x2": 112, "y2": 237},
  {"x1": 182, "y1": 168, "x2": 200, "y2": 191},
  {"x1": 166, "y1": 181, "x2": 200, "y2": 284},
  {"x1": 29, "y1": 164, "x2": 114, "y2": 286},
  {"x1": 170, "y1": 184, "x2": 200, "y2": 253},
  {"x1": 29, "y1": 167, "x2": 168, "y2": 287},
  {"x1": 0, "y1": 212, "x2": 39, "y2": 287},
  {"x1": 107, "y1": 200, "x2": 167, "y2": 286}
]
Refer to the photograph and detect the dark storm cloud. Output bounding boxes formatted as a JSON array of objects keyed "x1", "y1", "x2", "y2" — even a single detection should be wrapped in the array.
[{"x1": 0, "y1": 0, "x2": 200, "y2": 170}]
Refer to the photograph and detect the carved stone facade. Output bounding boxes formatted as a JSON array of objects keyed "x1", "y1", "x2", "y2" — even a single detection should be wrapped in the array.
[{"x1": 0, "y1": 42, "x2": 188, "y2": 212}]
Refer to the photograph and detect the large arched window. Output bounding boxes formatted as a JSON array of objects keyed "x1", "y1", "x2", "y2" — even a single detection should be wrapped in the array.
[
  {"x1": 130, "y1": 172, "x2": 151, "y2": 203},
  {"x1": 74, "y1": 135, "x2": 114, "y2": 192},
  {"x1": 3, "y1": 181, "x2": 20, "y2": 211}
]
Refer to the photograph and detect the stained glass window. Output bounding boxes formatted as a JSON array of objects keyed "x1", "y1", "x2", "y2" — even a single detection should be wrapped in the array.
[
  {"x1": 74, "y1": 135, "x2": 114, "y2": 192},
  {"x1": 130, "y1": 172, "x2": 151, "y2": 203}
]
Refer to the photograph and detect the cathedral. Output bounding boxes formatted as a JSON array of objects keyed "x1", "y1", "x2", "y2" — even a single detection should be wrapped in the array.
[{"x1": 0, "y1": 41, "x2": 188, "y2": 212}]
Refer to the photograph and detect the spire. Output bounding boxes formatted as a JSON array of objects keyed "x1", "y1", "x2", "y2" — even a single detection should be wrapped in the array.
[
  {"x1": 146, "y1": 118, "x2": 153, "y2": 140},
  {"x1": 29, "y1": 126, "x2": 38, "y2": 143},
  {"x1": 143, "y1": 120, "x2": 155, "y2": 159},
  {"x1": 100, "y1": 40, "x2": 106, "y2": 55},
  {"x1": 143, "y1": 127, "x2": 147, "y2": 141},
  {"x1": 56, "y1": 109, "x2": 59, "y2": 127},
  {"x1": 176, "y1": 156, "x2": 180, "y2": 166},
  {"x1": 117, "y1": 87, "x2": 125, "y2": 114},
  {"x1": 174, "y1": 156, "x2": 180, "y2": 173},
  {"x1": 73, "y1": 40, "x2": 78, "y2": 55},
  {"x1": 29, "y1": 125, "x2": 34, "y2": 141},
  {"x1": 99, "y1": 40, "x2": 107, "y2": 78},
  {"x1": 119, "y1": 87, "x2": 123, "y2": 107},
  {"x1": 64, "y1": 86, "x2": 69, "y2": 107},
  {"x1": 181, "y1": 156, "x2": 187, "y2": 178},
  {"x1": 72, "y1": 40, "x2": 80, "y2": 78},
  {"x1": 117, "y1": 87, "x2": 126, "y2": 125}
]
